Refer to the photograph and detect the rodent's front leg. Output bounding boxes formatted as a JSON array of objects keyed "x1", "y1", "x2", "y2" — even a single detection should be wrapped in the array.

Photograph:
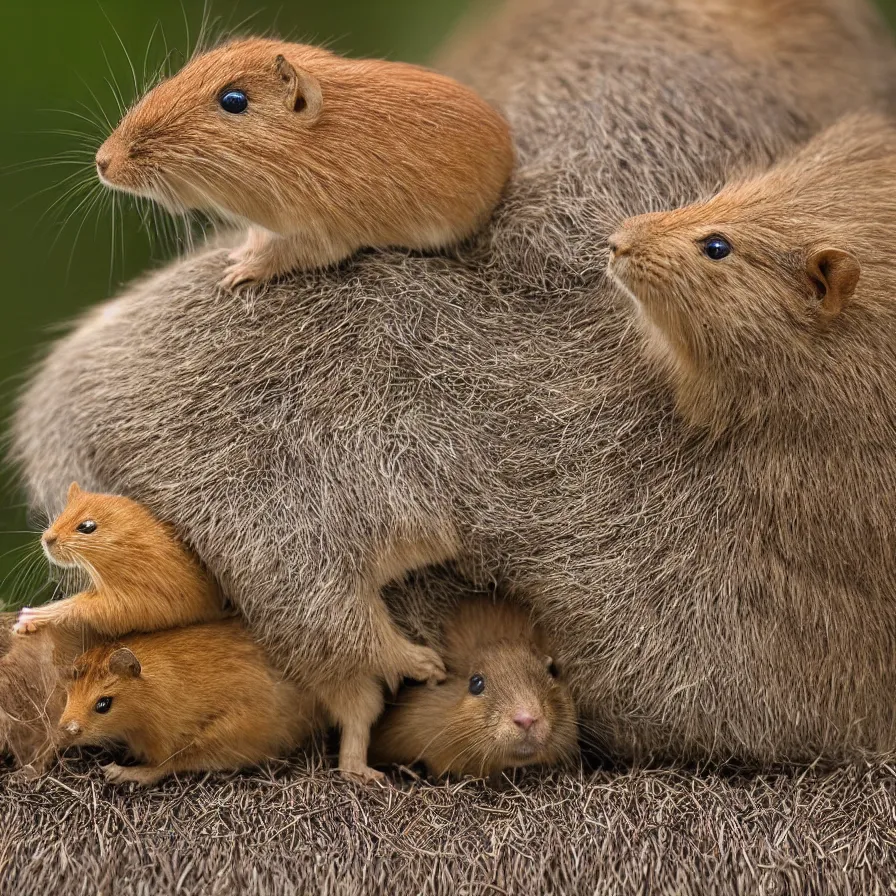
[
  {"x1": 220, "y1": 227, "x2": 352, "y2": 290},
  {"x1": 318, "y1": 597, "x2": 446, "y2": 781},
  {"x1": 13, "y1": 594, "x2": 87, "y2": 634},
  {"x1": 14, "y1": 590, "x2": 126, "y2": 638}
]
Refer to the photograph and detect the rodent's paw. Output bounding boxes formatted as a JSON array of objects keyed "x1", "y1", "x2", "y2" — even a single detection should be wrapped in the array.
[
  {"x1": 402, "y1": 645, "x2": 447, "y2": 687},
  {"x1": 13, "y1": 607, "x2": 51, "y2": 634},
  {"x1": 219, "y1": 259, "x2": 264, "y2": 292},
  {"x1": 340, "y1": 763, "x2": 387, "y2": 785},
  {"x1": 102, "y1": 763, "x2": 162, "y2": 787}
]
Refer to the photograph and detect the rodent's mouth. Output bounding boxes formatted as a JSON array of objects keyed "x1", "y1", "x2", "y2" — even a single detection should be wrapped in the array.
[{"x1": 41, "y1": 542, "x2": 79, "y2": 570}]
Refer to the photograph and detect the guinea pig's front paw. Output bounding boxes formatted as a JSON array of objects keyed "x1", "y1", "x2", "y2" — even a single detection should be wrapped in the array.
[
  {"x1": 340, "y1": 763, "x2": 387, "y2": 785},
  {"x1": 102, "y1": 762, "x2": 164, "y2": 787},
  {"x1": 402, "y1": 645, "x2": 447, "y2": 687},
  {"x1": 219, "y1": 257, "x2": 266, "y2": 292},
  {"x1": 13, "y1": 606, "x2": 53, "y2": 634}
]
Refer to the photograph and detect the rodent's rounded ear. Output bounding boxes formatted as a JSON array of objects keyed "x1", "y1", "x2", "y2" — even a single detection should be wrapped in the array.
[
  {"x1": 108, "y1": 648, "x2": 141, "y2": 678},
  {"x1": 806, "y1": 248, "x2": 861, "y2": 318},
  {"x1": 275, "y1": 54, "x2": 322, "y2": 121},
  {"x1": 67, "y1": 482, "x2": 82, "y2": 502}
]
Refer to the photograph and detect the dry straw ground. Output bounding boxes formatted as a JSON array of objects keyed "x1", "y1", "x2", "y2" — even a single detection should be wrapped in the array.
[{"x1": 2, "y1": 753, "x2": 895, "y2": 894}]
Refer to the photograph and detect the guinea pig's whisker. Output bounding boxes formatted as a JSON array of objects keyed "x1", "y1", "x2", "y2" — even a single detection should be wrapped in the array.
[
  {"x1": 75, "y1": 75, "x2": 116, "y2": 134},
  {"x1": 99, "y1": 5, "x2": 140, "y2": 102},
  {"x1": 13, "y1": 169, "x2": 94, "y2": 215}
]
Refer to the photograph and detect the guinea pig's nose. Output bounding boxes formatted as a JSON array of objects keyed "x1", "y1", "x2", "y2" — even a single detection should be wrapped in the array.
[
  {"x1": 608, "y1": 231, "x2": 633, "y2": 258},
  {"x1": 64, "y1": 720, "x2": 81, "y2": 736},
  {"x1": 42, "y1": 533, "x2": 57, "y2": 547},
  {"x1": 95, "y1": 152, "x2": 110, "y2": 178},
  {"x1": 513, "y1": 712, "x2": 537, "y2": 731}
]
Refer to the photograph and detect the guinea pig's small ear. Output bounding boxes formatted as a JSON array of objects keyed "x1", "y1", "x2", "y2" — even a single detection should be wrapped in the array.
[
  {"x1": 67, "y1": 482, "x2": 82, "y2": 502},
  {"x1": 108, "y1": 648, "x2": 141, "y2": 678},
  {"x1": 275, "y1": 54, "x2": 322, "y2": 121},
  {"x1": 806, "y1": 248, "x2": 861, "y2": 318}
]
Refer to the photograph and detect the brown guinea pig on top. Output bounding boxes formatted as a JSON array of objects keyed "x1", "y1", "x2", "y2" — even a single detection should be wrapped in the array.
[
  {"x1": 95, "y1": 37, "x2": 515, "y2": 290},
  {"x1": 15, "y1": 482, "x2": 224, "y2": 638},
  {"x1": 606, "y1": 112, "x2": 896, "y2": 436},
  {"x1": 370, "y1": 598, "x2": 578, "y2": 780},
  {"x1": 59, "y1": 619, "x2": 322, "y2": 786}
]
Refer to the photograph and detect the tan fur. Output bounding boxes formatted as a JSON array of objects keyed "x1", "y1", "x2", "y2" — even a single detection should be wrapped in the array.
[
  {"x1": 95, "y1": 38, "x2": 515, "y2": 289},
  {"x1": 14, "y1": 483, "x2": 225, "y2": 638},
  {"x1": 371, "y1": 599, "x2": 577, "y2": 779},
  {"x1": 59, "y1": 619, "x2": 322, "y2": 786},
  {"x1": 0, "y1": 612, "x2": 93, "y2": 773},
  {"x1": 608, "y1": 113, "x2": 896, "y2": 436}
]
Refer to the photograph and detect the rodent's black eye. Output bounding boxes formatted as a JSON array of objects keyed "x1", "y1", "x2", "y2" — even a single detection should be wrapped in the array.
[
  {"x1": 702, "y1": 235, "x2": 732, "y2": 261},
  {"x1": 76, "y1": 520, "x2": 97, "y2": 535},
  {"x1": 547, "y1": 661, "x2": 559, "y2": 679},
  {"x1": 219, "y1": 89, "x2": 248, "y2": 114},
  {"x1": 94, "y1": 696, "x2": 112, "y2": 714},
  {"x1": 468, "y1": 674, "x2": 486, "y2": 696}
]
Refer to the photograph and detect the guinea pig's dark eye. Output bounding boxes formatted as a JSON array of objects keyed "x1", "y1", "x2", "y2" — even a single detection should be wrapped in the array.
[
  {"x1": 94, "y1": 696, "x2": 113, "y2": 714},
  {"x1": 547, "y1": 661, "x2": 559, "y2": 679},
  {"x1": 702, "y1": 235, "x2": 732, "y2": 261},
  {"x1": 76, "y1": 520, "x2": 97, "y2": 534},
  {"x1": 468, "y1": 673, "x2": 486, "y2": 696},
  {"x1": 219, "y1": 89, "x2": 248, "y2": 114}
]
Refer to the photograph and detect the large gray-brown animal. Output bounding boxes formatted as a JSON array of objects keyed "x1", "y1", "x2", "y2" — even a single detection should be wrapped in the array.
[{"x1": 13, "y1": 0, "x2": 896, "y2": 775}]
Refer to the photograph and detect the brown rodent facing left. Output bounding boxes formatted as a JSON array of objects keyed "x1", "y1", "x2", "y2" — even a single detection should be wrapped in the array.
[
  {"x1": 607, "y1": 112, "x2": 896, "y2": 436},
  {"x1": 96, "y1": 37, "x2": 515, "y2": 290},
  {"x1": 60, "y1": 619, "x2": 322, "y2": 785},
  {"x1": 15, "y1": 483, "x2": 225, "y2": 638},
  {"x1": 370, "y1": 599, "x2": 578, "y2": 779}
]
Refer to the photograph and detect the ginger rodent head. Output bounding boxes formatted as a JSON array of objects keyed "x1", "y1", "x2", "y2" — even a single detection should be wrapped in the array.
[
  {"x1": 419, "y1": 624, "x2": 577, "y2": 778},
  {"x1": 42, "y1": 482, "x2": 171, "y2": 579},
  {"x1": 58, "y1": 643, "x2": 144, "y2": 748},
  {"x1": 607, "y1": 113, "x2": 896, "y2": 432},
  {"x1": 96, "y1": 39, "x2": 327, "y2": 225}
]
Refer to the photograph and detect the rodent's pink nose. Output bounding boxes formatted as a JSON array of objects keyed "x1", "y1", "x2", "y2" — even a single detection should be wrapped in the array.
[
  {"x1": 513, "y1": 712, "x2": 537, "y2": 731},
  {"x1": 42, "y1": 533, "x2": 57, "y2": 547},
  {"x1": 64, "y1": 720, "x2": 81, "y2": 736}
]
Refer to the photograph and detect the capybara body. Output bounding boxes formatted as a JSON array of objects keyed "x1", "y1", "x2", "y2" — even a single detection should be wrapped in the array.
[{"x1": 15, "y1": 0, "x2": 896, "y2": 765}]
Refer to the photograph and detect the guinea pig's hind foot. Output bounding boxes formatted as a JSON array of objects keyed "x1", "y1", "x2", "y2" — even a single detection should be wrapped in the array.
[{"x1": 102, "y1": 762, "x2": 166, "y2": 787}]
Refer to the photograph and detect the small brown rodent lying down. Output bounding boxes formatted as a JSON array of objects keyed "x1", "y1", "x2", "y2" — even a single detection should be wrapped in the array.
[
  {"x1": 59, "y1": 619, "x2": 323, "y2": 786},
  {"x1": 607, "y1": 111, "x2": 896, "y2": 436},
  {"x1": 15, "y1": 482, "x2": 225, "y2": 638},
  {"x1": 371, "y1": 598, "x2": 578, "y2": 779},
  {"x1": 95, "y1": 38, "x2": 514, "y2": 290}
]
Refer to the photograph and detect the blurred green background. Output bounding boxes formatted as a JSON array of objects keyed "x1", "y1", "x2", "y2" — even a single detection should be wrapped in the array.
[
  {"x1": 0, "y1": 0, "x2": 474, "y2": 608},
  {"x1": 2, "y1": 0, "x2": 896, "y2": 606}
]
